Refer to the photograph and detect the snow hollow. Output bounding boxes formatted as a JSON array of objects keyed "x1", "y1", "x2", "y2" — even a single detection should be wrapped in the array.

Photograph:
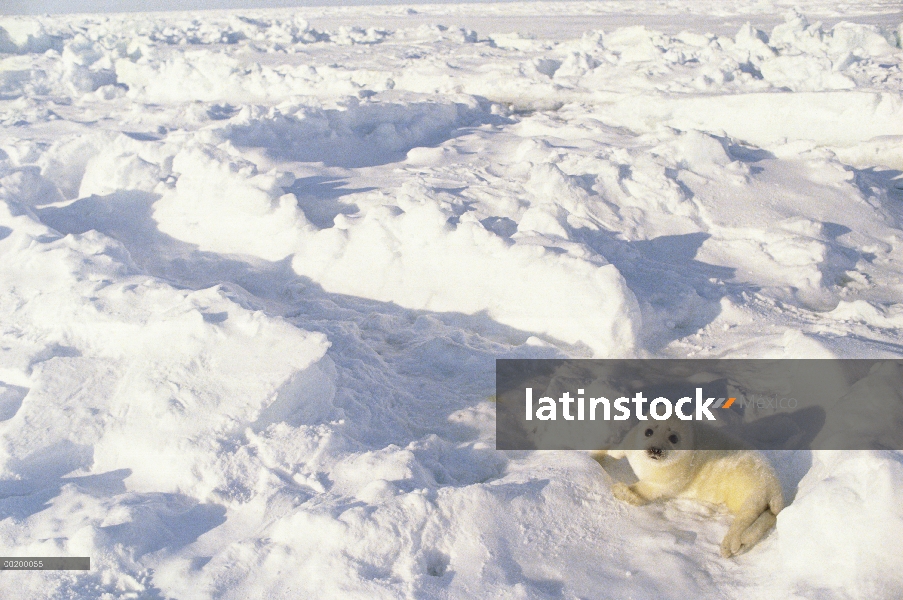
[{"x1": 1, "y1": 0, "x2": 902, "y2": 597}]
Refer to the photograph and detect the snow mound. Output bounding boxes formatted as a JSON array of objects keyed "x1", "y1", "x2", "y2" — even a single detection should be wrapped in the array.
[
  {"x1": 776, "y1": 451, "x2": 903, "y2": 597},
  {"x1": 221, "y1": 96, "x2": 491, "y2": 168},
  {"x1": 0, "y1": 18, "x2": 62, "y2": 55},
  {"x1": 291, "y1": 185, "x2": 641, "y2": 357},
  {"x1": 0, "y1": 196, "x2": 330, "y2": 498},
  {"x1": 153, "y1": 143, "x2": 309, "y2": 261},
  {"x1": 37, "y1": 133, "x2": 119, "y2": 200}
]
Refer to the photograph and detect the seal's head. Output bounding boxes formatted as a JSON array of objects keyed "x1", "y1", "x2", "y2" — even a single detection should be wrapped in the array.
[{"x1": 636, "y1": 419, "x2": 694, "y2": 463}]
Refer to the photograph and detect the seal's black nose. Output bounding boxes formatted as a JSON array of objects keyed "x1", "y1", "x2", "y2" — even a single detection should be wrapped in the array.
[{"x1": 647, "y1": 446, "x2": 663, "y2": 459}]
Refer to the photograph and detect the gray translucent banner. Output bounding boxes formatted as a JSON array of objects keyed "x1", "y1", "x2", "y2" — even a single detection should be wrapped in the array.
[
  {"x1": 495, "y1": 359, "x2": 903, "y2": 450},
  {"x1": 0, "y1": 557, "x2": 90, "y2": 570}
]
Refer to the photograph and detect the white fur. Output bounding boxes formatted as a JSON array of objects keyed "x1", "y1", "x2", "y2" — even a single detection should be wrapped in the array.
[{"x1": 598, "y1": 419, "x2": 784, "y2": 558}]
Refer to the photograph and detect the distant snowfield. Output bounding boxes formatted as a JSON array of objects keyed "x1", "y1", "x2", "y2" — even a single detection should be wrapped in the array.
[{"x1": 1, "y1": 1, "x2": 902, "y2": 597}]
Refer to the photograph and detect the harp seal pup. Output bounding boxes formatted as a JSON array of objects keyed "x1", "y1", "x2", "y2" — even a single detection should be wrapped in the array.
[{"x1": 596, "y1": 419, "x2": 784, "y2": 558}]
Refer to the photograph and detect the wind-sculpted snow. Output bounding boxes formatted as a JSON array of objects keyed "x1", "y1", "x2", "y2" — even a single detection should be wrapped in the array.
[
  {"x1": 221, "y1": 97, "x2": 496, "y2": 167},
  {"x1": 1, "y1": 3, "x2": 903, "y2": 598}
]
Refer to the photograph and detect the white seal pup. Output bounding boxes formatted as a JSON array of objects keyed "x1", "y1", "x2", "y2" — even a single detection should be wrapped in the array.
[{"x1": 598, "y1": 419, "x2": 784, "y2": 558}]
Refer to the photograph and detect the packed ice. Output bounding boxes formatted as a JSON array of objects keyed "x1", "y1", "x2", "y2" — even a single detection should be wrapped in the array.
[{"x1": 1, "y1": 0, "x2": 902, "y2": 597}]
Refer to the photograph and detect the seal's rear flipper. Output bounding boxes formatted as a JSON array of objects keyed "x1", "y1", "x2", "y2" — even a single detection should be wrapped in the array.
[{"x1": 737, "y1": 510, "x2": 777, "y2": 553}]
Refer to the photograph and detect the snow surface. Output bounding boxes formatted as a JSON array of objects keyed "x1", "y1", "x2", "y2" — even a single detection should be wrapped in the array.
[{"x1": 1, "y1": 1, "x2": 903, "y2": 598}]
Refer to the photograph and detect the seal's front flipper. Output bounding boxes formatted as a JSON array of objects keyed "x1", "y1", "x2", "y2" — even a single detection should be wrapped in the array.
[{"x1": 612, "y1": 482, "x2": 650, "y2": 506}]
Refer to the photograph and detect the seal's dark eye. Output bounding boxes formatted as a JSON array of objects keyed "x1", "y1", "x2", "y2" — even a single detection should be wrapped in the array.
[
  {"x1": 668, "y1": 434, "x2": 679, "y2": 444},
  {"x1": 644, "y1": 428, "x2": 654, "y2": 437}
]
